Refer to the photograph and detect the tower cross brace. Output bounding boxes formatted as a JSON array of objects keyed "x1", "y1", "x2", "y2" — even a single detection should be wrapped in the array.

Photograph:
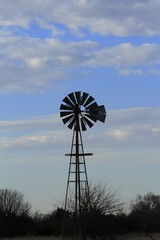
[{"x1": 62, "y1": 126, "x2": 92, "y2": 238}]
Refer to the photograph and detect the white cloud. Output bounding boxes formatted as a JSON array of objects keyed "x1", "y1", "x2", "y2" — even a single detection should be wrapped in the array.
[
  {"x1": 0, "y1": 114, "x2": 70, "y2": 151},
  {"x1": 1, "y1": 0, "x2": 160, "y2": 36},
  {"x1": 0, "y1": 114, "x2": 60, "y2": 132},
  {"x1": 119, "y1": 69, "x2": 143, "y2": 76},
  {"x1": 0, "y1": 36, "x2": 96, "y2": 93},
  {"x1": 0, "y1": 131, "x2": 69, "y2": 151},
  {"x1": 36, "y1": 18, "x2": 66, "y2": 37},
  {"x1": 86, "y1": 107, "x2": 160, "y2": 148},
  {"x1": 1, "y1": 33, "x2": 160, "y2": 93},
  {"x1": 89, "y1": 43, "x2": 160, "y2": 67},
  {"x1": 148, "y1": 68, "x2": 160, "y2": 75},
  {"x1": 0, "y1": 107, "x2": 160, "y2": 152}
]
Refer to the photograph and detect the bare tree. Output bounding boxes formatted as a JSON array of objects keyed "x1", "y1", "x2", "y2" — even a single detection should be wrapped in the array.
[
  {"x1": 79, "y1": 181, "x2": 123, "y2": 239},
  {"x1": 0, "y1": 189, "x2": 31, "y2": 217},
  {"x1": 64, "y1": 180, "x2": 122, "y2": 215},
  {"x1": 130, "y1": 192, "x2": 160, "y2": 215},
  {"x1": 129, "y1": 192, "x2": 160, "y2": 236},
  {"x1": 61, "y1": 180, "x2": 123, "y2": 238},
  {"x1": 81, "y1": 181, "x2": 123, "y2": 216}
]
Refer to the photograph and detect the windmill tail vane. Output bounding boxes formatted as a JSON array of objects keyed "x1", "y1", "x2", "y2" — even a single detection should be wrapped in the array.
[{"x1": 60, "y1": 91, "x2": 106, "y2": 239}]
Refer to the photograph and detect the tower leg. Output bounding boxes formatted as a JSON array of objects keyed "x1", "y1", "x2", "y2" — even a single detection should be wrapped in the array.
[
  {"x1": 62, "y1": 129, "x2": 92, "y2": 239},
  {"x1": 62, "y1": 131, "x2": 75, "y2": 239}
]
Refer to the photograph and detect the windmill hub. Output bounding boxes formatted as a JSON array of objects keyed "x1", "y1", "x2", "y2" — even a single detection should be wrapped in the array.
[{"x1": 73, "y1": 104, "x2": 81, "y2": 115}]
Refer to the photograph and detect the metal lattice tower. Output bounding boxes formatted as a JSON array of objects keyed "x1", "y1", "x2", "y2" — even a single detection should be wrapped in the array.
[{"x1": 60, "y1": 91, "x2": 106, "y2": 239}]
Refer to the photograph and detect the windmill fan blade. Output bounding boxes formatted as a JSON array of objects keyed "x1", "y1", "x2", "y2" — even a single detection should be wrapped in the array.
[
  {"x1": 84, "y1": 95, "x2": 95, "y2": 107},
  {"x1": 62, "y1": 115, "x2": 74, "y2": 124},
  {"x1": 81, "y1": 118, "x2": 87, "y2": 131},
  {"x1": 75, "y1": 91, "x2": 81, "y2": 105},
  {"x1": 84, "y1": 116, "x2": 94, "y2": 128},
  {"x1": 81, "y1": 92, "x2": 89, "y2": 105},
  {"x1": 74, "y1": 119, "x2": 80, "y2": 131},
  {"x1": 85, "y1": 113, "x2": 97, "y2": 122},
  {"x1": 63, "y1": 96, "x2": 74, "y2": 107},
  {"x1": 86, "y1": 101, "x2": 98, "y2": 110},
  {"x1": 60, "y1": 104, "x2": 73, "y2": 111},
  {"x1": 68, "y1": 92, "x2": 77, "y2": 105},
  {"x1": 68, "y1": 117, "x2": 76, "y2": 129},
  {"x1": 60, "y1": 111, "x2": 73, "y2": 118}
]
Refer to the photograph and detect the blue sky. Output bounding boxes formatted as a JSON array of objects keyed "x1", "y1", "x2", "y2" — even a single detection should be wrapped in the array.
[{"x1": 0, "y1": 0, "x2": 160, "y2": 213}]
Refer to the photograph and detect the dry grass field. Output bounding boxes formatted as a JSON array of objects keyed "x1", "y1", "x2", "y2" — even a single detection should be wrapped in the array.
[
  {"x1": 2, "y1": 234, "x2": 160, "y2": 240},
  {"x1": 117, "y1": 233, "x2": 160, "y2": 240}
]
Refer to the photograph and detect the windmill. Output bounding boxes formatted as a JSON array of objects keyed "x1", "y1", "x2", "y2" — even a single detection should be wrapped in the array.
[{"x1": 60, "y1": 91, "x2": 106, "y2": 238}]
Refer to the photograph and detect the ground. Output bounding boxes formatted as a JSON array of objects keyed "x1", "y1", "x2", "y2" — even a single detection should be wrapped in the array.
[{"x1": 3, "y1": 234, "x2": 160, "y2": 240}]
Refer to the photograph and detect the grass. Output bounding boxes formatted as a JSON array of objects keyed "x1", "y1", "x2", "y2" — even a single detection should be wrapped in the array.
[
  {"x1": 1, "y1": 237, "x2": 61, "y2": 240},
  {"x1": 2, "y1": 234, "x2": 160, "y2": 240},
  {"x1": 117, "y1": 233, "x2": 160, "y2": 239}
]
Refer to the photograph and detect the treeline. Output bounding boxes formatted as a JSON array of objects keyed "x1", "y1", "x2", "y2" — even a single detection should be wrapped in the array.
[{"x1": 0, "y1": 186, "x2": 160, "y2": 238}]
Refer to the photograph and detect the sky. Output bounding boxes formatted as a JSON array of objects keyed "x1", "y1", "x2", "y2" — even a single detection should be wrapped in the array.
[{"x1": 0, "y1": 0, "x2": 160, "y2": 214}]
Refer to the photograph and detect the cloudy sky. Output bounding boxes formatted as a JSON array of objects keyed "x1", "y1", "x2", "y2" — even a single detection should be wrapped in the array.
[{"x1": 0, "y1": 0, "x2": 160, "y2": 213}]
